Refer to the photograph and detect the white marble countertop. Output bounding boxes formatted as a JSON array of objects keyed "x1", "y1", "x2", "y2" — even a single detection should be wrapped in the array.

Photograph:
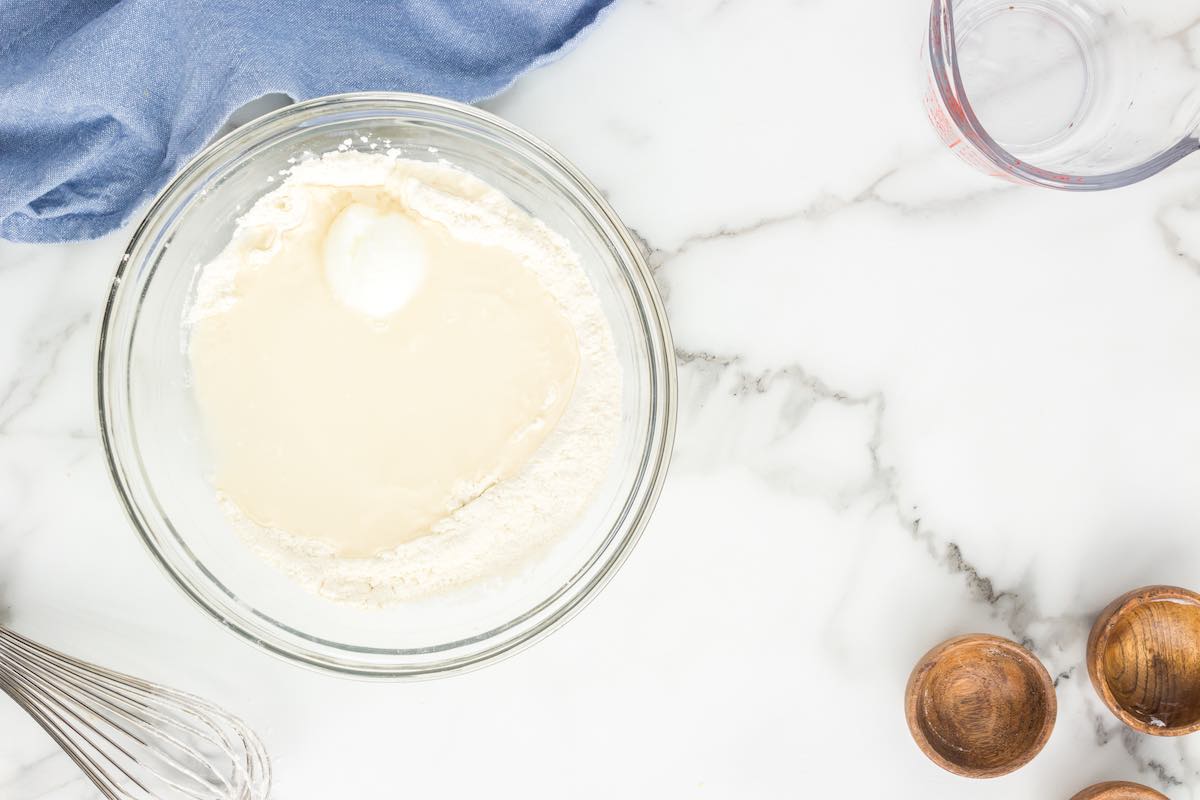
[{"x1": 5, "y1": 0, "x2": 1200, "y2": 796}]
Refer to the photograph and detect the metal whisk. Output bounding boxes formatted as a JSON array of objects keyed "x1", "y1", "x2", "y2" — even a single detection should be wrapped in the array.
[{"x1": 0, "y1": 625, "x2": 270, "y2": 800}]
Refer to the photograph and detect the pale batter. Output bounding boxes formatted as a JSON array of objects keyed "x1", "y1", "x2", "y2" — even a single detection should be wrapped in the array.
[{"x1": 188, "y1": 151, "x2": 621, "y2": 603}]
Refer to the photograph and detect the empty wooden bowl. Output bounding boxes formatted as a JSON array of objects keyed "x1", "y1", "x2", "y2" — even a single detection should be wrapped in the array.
[
  {"x1": 905, "y1": 634, "x2": 1057, "y2": 778},
  {"x1": 1088, "y1": 585, "x2": 1200, "y2": 736},
  {"x1": 1070, "y1": 782, "x2": 1168, "y2": 800}
]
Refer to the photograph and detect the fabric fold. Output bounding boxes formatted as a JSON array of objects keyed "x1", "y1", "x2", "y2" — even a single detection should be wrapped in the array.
[{"x1": 0, "y1": 0, "x2": 613, "y2": 243}]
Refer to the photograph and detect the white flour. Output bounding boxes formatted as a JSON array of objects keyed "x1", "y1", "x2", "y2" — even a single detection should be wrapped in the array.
[{"x1": 189, "y1": 151, "x2": 622, "y2": 606}]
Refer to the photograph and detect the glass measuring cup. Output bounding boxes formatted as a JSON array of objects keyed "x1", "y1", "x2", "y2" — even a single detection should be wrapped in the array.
[{"x1": 924, "y1": 0, "x2": 1200, "y2": 189}]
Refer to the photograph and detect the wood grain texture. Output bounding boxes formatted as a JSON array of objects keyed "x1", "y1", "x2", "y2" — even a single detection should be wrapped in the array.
[
  {"x1": 1088, "y1": 585, "x2": 1200, "y2": 736},
  {"x1": 1070, "y1": 781, "x2": 1169, "y2": 800},
  {"x1": 904, "y1": 634, "x2": 1056, "y2": 778}
]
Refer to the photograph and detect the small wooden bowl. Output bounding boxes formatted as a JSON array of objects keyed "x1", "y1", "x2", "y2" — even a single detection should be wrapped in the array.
[
  {"x1": 1070, "y1": 782, "x2": 1168, "y2": 800},
  {"x1": 1088, "y1": 585, "x2": 1200, "y2": 736},
  {"x1": 905, "y1": 634, "x2": 1057, "y2": 778}
]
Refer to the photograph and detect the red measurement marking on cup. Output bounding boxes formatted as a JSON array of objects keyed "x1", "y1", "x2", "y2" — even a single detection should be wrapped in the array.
[{"x1": 923, "y1": 75, "x2": 1026, "y2": 185}]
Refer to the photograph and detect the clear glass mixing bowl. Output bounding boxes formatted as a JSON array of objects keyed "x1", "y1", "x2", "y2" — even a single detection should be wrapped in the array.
[{"x1": 98, "y1": 93, "x2": 676, "y2": 679}]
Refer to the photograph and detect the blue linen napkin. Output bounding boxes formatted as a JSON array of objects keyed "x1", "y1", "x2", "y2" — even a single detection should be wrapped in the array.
[{"x1": 0, "y1": 0, "x2": 613, "y2": 243}]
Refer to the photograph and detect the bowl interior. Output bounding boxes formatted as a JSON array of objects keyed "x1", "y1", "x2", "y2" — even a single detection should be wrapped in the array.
[
  {"x1": 100, "y1": 96, "x2": 672, "y2": 676},
  {"x1": 1071, "y1": 783, "x2": 1168, "y2": 800},
  {"x1": 1101, "y1": 595, "x2": 1200, "y2": 732},
  {"x1": 911, "y1": 637, "x2": 1054, "y2": 775}
]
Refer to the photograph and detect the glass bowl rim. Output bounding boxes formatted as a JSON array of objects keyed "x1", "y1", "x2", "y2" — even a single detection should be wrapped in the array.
[{"x1": 97, "y1": 91, "x2": 677, "y2": 680}]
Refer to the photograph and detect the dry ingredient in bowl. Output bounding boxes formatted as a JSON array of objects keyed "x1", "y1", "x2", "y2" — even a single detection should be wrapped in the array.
[{"x1": 187, "y1": 151, "x2": 621, "y2": 606}]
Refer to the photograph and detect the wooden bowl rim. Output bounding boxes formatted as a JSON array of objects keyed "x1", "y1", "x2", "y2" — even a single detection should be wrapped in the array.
[
  {"x1": 1087, "y1": 585, "x2": 1200, "y2": 737},
  {"x1": 905, "y1": 633, "x2": 1057, "y2": 779},
  {"x1": 1070, "y1": 780, "x2": 1169, "y2": 800}
]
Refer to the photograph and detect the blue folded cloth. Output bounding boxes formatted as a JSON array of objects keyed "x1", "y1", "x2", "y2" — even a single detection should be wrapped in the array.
[{"x1": 0, "y1": 0, "x2": 612, "y2": 243}]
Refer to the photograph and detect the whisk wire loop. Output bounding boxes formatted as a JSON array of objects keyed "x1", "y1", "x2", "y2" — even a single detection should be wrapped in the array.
[{"x1": 0, "y1": 625, "x2": 270, "y2": 800}]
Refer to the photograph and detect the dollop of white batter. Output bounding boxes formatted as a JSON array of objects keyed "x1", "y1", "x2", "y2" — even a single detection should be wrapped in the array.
[
  {"x1": 323, "y1": 203, "x2": 428, "y2": 318},
  {"x1": 188, "y1": 151, "x2": 622, "y2": 605}
]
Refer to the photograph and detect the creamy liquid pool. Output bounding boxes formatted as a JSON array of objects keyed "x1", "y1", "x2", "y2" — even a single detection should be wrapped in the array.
[{"x1": 189, "y1": 182, "x2": 580, "y2": 557}]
